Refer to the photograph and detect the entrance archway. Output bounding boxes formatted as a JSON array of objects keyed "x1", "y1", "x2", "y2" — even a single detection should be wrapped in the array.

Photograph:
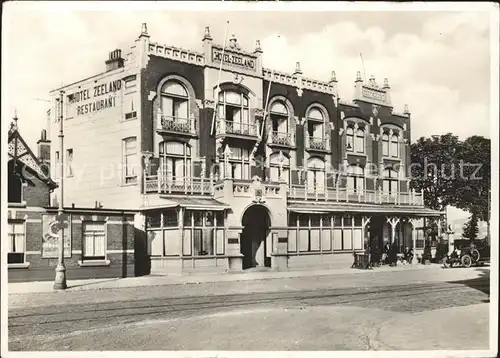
[{"x1": 241, "y1": 205, "x2": 271, "y2": 269}]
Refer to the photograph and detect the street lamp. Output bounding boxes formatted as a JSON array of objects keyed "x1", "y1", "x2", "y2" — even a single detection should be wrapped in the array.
[{"x1": 53, "y1": 90, "x2": 67, "y2": 290}]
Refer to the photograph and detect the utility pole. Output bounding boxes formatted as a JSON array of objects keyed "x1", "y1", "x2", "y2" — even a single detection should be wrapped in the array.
[{"x1": 53, "y1": 90, "x2": 67, "y2": 290}]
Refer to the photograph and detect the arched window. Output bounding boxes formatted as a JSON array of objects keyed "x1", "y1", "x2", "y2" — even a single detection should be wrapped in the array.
[
  {"x1": 269, "y1": 152, "x2": 290, "y2": 184},
  {"x1": 269, "y1": 101, "x2": 292, "y2": 146},
  {"x1": 391, "y1": 134, "x2": 399, "y2": 158},
  {"x1": 355, "y1": 128, "x2": 365, "y2": 153},
  {"x1": 307, "y1": 157, "x2": 325, "y2": 193},
  {"x1": 382, "y1": 133, "x2": 389, "y2": 157},
  {"x1": 218, "y1": 90, "x2": 251, "y2": 135},
  {"x1": 346, "y1": 127, "x2": 354, "y2": 152},
  {"x1": 306, "y1": 105, "x2": 328, "y2": 151},
  {"x1": 346, "y1": 165, "x2": 364, "y2": 193},
  {"x1": 159, "y1": 141, "x2": 191, "y2": 185},
  {"x1": 382, "y1": 168, "x2": 398, "y2": 195},
  {"x1": 160, "y1": 81, "x2": 189, "y2": 120}
]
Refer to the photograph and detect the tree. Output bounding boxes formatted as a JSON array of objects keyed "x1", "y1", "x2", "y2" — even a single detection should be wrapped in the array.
[
  {"x1": 462, "y1": 213, "x2": 479, "y2": 242},
  {"x1": 455, "y1": 136, "x2": 491, "y2": 244},
  {"x1": 409, "y1": 133, "x2": 464, "y2": 211}
]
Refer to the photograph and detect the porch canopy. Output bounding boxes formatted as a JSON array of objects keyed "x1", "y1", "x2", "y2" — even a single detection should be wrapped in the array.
[
  {"x1": 143, "y1": 197, "x2": 230, "y2": 211},
  {"x1": 287, "y1": 203, "x2": 443, "y2": 217}
]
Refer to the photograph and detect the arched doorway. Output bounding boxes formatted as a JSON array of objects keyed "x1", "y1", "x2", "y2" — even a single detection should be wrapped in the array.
[{"x1": 241, "y1": 205, "x2": 271, "y2": 269}]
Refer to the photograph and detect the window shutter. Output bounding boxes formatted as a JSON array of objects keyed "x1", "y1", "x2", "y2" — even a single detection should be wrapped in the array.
[
  {"x1": 366, "y1": 131, "x2": 373, "y2": 164},
  {"x1": 399, "y1": 138, "x2": 406, "y2": 177}
]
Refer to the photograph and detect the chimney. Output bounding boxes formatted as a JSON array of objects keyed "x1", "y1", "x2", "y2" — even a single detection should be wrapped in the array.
[
  {"x1": 37, "y1": 129, "x2": 51, "y2": 163},
  {"x1": 105, "y1": 49, "x2": 124, "y2": 72}
]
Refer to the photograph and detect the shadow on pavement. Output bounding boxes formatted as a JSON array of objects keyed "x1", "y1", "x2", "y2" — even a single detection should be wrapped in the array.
[{"x1": 446, "y1": 268, "x2": 490, "y2": 296}]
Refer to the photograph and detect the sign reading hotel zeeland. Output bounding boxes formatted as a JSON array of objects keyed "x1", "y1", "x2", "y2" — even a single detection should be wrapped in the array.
[
  {"x1": 212, "y1": 48, "x2": 256, "y2": 71},
  {"x1": 67, "y1": 79, "x2": 122, "y2": 117}
]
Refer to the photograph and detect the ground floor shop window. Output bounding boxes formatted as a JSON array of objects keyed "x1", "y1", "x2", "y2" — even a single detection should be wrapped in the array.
[
  {"x1": 147, "y1": 210, "x2": 225, "y2": 257},
  {"x1": 8, "y1": 221, "x2": 25, "y2": 264},
  {"x1": 288, "y1": 214, "x2": 364, "y2": 253},
  {"x1": 83, "y1": 222, "x2": 106, "y2": 260}
]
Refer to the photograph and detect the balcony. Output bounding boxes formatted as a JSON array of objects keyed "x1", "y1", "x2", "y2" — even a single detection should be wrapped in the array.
[
  {"x1": 216, "y1": 119, "x2": 259, "y2": 140},
  {"x1": 305, "y1": 136, "x2": 330, "y2": 152},
  {"x1": 288, "y1": 185, "x2": 424, "y2": 206},
  {"x1": 157, "y1": 114, "x2": 197, "y2": 136},
  {"x1": 144, "y1": 175, "x2": 213, "y2": 195},
  {"x1": 268, "y1": 131, "x2": 295, "y2": 147}
]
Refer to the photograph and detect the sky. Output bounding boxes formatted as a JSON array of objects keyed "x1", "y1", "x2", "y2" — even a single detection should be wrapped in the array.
[{"x1": 2, "y1": 2, "x2": 497, "y2": 222}]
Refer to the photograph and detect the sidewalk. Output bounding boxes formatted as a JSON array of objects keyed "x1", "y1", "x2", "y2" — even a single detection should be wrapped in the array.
[{"x1": 8, "y1": 263, "x2": 446, "y2": 294}]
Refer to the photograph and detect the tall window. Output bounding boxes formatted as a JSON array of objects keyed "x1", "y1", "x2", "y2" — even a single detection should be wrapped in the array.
[
  {"x1": 346, "y1": 166, "x2": 365, "y2": 193},
  {"x1": 83, "y1": 222, "x2": 106, "y2": 260},
  {"x1": 391, "y1": 134, "x2": 399, "y2": 158},
  {"x1": 269, "y1": 153, "x2": 290, "y2": 184},
  {"x1": 161, "y1": 81, "x2": 189, "y2": 120},
  {"x1": 8, "y1": 221, "x2": 25, "y2": 264},
  {"x1": 218, "y1": 90, "x2": 250, "y2": 134},
  {"x1": 383, "y1": 168, "x2": 399, "y2": 195},
  {"x1": 269, "y1": 101, "x2": 291, "y2": 145},
  {"x1": 66, "y1": 148, "x2": 74, "y2": 177},
  {"x1": 346, "y1": 127, "x2": 354, "y2": 152},
  {"x1": 382, "y1": 134, "x2": 389, "y2": 157},
  {"x1": 306, "y1": 107, "x2": 324, "y2": 140},
  {"x1": 227, "y1": 147, "x2": 250, "y2": 180},
  {"x1": 355, "y1": 128, "x2": 365, "y2": 153},
  {"x1": 123, "y1": 137, "x2": 137, "y2": 184},
  {"x1": 307, "y1": 157, "x2": 325, "y2": 193},
  {"x1": 8, "y1": 161, "x2": 22, "y2": 203},
  {"x1": 160, "y1": 141, "x2": 192, "y2": 184}
]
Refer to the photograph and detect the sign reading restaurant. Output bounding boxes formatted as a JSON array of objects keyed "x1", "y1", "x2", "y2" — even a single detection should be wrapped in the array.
[
  {"x1": 212, "y1": 48, "x2": 256, "y2": 70},
  {"x1": 67, "y1": 79, "x2": 122, "y2": 116}
]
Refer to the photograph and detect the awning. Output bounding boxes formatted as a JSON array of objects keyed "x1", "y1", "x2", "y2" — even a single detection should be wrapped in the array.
[
  {"x1": 149, "y1": 197, "x2": 230, "y2": 211},
  {"x1": 288, "y1": 203, "x2": 443, "y2": 217}
]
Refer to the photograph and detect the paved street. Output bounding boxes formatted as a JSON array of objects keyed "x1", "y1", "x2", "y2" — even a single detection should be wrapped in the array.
[{"x1": 8, "y1": 267, "x2": 491, "y2": 351}]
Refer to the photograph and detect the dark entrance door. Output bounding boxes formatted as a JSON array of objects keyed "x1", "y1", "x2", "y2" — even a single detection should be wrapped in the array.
[{"x1": 241, "y1": 205, "x2": 271, "y2": 269}]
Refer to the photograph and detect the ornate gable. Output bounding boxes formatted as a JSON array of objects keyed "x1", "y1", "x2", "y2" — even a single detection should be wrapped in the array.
[{"x1": 8, "y1": 122, "x2": 57, "y2": 189}]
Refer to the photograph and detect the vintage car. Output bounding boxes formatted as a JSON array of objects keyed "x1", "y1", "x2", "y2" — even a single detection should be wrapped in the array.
[{"x1": 443, "y1": 241, "x2": 490, "y2": 268}]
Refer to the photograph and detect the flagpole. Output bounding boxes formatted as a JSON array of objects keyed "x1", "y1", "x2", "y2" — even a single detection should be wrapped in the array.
[
  {"x1": 360, "y1": 53, "x2": 367, "y2": 83},
  {"x1": 210, "y1": 21, "x2": 230, "y2": 136},
  {"x1": 260, "y1": 69, "x2": 274, "y2": 138}
]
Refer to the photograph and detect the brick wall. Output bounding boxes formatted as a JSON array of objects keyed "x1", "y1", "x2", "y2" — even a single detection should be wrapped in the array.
[{"x1": 8, "y1": 208, "x2": 138, "y2": 283}]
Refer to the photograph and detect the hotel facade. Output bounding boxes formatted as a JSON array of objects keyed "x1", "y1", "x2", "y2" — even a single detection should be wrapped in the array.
[{"x1": 46, "y1": 24, "x2": 442, "y2": 274}]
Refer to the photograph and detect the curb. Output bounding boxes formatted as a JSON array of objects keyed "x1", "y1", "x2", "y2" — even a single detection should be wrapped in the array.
[{"x1": 9, "y1": 264, "x2": 446, "y2": 294}]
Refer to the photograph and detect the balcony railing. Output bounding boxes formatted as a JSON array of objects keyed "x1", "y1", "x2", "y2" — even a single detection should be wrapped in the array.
[
  {"x1": 268, "y1": 131, "x2": 295, "y2": 147},
  {"x1": 144, "y1": 175, "x2": 213, "y2": 195},
  {"x1": 143, "y1": 172, "x2": 424, "y2": 206},
  {"x1": 216, "y1": 119, "x2": 259, "y2": 138},
  {"x1": 305, "y1": 136, "x2": 330, "y2": 151},
  {"x1": 157, "y1": 114, "x2": 196, "y2": 135},
  {"x1": 288, "y1": 185, "x2": 424, "y2": 206}
]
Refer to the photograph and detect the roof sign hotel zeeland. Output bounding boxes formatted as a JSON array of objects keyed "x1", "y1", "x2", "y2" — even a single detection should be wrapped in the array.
[
  {"x1": 66, "y1": 79, "x2": 122, "y2": 117},
  {"x1": 212, "y1": 47, "x2": 256, "y2": 71}
]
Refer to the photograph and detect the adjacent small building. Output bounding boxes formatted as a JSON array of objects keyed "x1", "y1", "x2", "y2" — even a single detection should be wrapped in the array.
[{"x1": 7, "y1": 116, "x2": 139, "y2": 282}]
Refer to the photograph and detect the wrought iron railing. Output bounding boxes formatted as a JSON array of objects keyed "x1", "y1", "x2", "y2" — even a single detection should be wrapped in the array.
[
  {"x1": 157, "y1": 114, "x2": 196, "y2": 135},
  {"x1": 216, "y1": 119, "x2": 259, "y2": 137},
  {"x1": 269, "y1": 131, "x2": 295, "y2": 146},
  {"x1": 305, "y1": 136, "x2": 330, "y2": 151}
]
